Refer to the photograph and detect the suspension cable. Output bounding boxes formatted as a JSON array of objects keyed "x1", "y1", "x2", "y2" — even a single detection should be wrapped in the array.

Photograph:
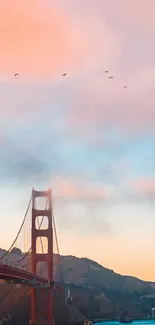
[
  {"x1": 53, "y1": 213, "x2": 60, "y2": 258},
  {"x1": 0, "y1": 195, "x2": 32, "y2": 261},
  {"x1": 52, "y1": 208, "x2": 64, "y2": 284},
  {"x1": 16, "y1": 196, "x2": 60, "y2": 283},
  {"x1": 16, "y1": 198, "x2": 48, "y2": 264}
]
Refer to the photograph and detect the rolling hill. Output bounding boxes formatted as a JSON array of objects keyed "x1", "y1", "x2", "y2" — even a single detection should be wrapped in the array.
[{"x1": 0, "y1": 248, "x2": 155, "y2": 324}]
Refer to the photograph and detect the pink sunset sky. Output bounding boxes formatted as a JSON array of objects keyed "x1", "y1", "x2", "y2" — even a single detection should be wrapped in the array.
[{"x1": 0, "y1": 0, "x2": 155, "y2": 281}]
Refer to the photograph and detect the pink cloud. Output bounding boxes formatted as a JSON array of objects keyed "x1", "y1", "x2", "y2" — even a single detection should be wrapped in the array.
[
  {"x1": 0, "y1": 0, "x2": 123, "y2": 122},
  {"x1": 56, "y1": 0, "x2": 155, "y2": 135},
  {"x1": 111, "y1": 0, "x2": 155, "y2": 33},
  {"x1": 66, "y1": 68, "x2": 155, "y2": 136},
  {"x1": 58, "y1": 0, "x2": 155, "y2": 33},
  {"x1": 51, "y1": 177, "x2": 108, "y2": 201},
  {"x1": 133, "y1": 179, "x2": 155, "y2": 195},
  {"x1": 1, "y1": 0, "x2": 155, "y2": 135}
]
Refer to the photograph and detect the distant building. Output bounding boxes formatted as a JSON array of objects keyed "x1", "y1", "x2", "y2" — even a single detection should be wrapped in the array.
[{"x1": 151, "y1": 308, "x2": 155, "y2": 318}]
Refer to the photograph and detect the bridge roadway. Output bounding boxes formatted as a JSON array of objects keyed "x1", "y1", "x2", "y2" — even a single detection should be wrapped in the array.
[
  {"x1": 0, "y1": 264, "x2": 50, "y2": 287},
  {"x1": 0, "y1": 264, "x2": 64, "y2": 292}
]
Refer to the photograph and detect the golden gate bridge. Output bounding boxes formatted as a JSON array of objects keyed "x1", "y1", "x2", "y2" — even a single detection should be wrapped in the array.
[{"x1": 0, "y1": 188, "x2": 73, "y2": 325}]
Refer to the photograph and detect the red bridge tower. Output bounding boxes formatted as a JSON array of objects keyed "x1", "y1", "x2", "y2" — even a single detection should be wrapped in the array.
[{"x1": 30, "y1": 188, "x2": 53, "y2": 325}]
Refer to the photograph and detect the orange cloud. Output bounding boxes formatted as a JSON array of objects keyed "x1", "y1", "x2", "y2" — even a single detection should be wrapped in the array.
[
  {"x1": 51, "y1": 177, "x2": 108, "y2": 201},
  {"x1": 0, "y1": 0, "x2": 94, "y2": 80}
]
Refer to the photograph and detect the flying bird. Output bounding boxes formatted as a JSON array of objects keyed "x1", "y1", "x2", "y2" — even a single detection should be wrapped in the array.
[
  {"x1": 62, "y1": 73, "x2": 67, "y2": 76},
  {"x1": 105, "y1": 70, "x2": 108, "y2": 73},
  {"x1": 123, "y1": 86, "x2": 127, "y2": 88},
  {"x1": 108, "y1": 76, "x2": 114, "y2": 79},
  {"x1": 14, "y1": 73, "x2": 19, "y2": 77}
]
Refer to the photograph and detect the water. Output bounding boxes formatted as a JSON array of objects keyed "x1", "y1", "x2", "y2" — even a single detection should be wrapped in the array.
[{"x1": 95, "y1": 319, "x2": 155, "y2": 325}]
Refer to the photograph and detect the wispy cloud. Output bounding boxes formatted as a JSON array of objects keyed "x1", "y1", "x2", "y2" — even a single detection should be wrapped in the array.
[
  {"x1": 52, "y1": 177, "x2": 108, "y2": 201},
  {"x1": 0, "y1": 135, "x2": 63, "y2": 184},
  {"x1": 133, "y1": 179, "x2": 155, "y2": 197},
  {"x1": 52, "y1": 177, "x2": 110, "y2": 236}
]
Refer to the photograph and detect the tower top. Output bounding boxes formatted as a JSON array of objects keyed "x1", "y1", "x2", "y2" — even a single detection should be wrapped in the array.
[{"x1": 32, "y1": 188, "x2": 52, "y2": 198}]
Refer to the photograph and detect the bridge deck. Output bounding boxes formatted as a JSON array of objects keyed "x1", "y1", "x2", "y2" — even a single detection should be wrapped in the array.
[{"x1": 0, "y1": 264, "x2": 48, "y2": 285}]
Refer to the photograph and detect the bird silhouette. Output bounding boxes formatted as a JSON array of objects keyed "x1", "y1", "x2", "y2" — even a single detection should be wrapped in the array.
[
  {"x1": 105, "y1": 70, "x2": 108, "y2": 73},
  {"x1": 15, "y1": 73, "x2": 19, "y2": 77},
  {"x1": 62, "y1": 73, "x2": 67, "y2": 76},
  {"x1": 108, "y1": 76, "x2": 114, "y2": 79},
  {"x1": 124, "y1": 86, "x2": 127, "y2": 88}
]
